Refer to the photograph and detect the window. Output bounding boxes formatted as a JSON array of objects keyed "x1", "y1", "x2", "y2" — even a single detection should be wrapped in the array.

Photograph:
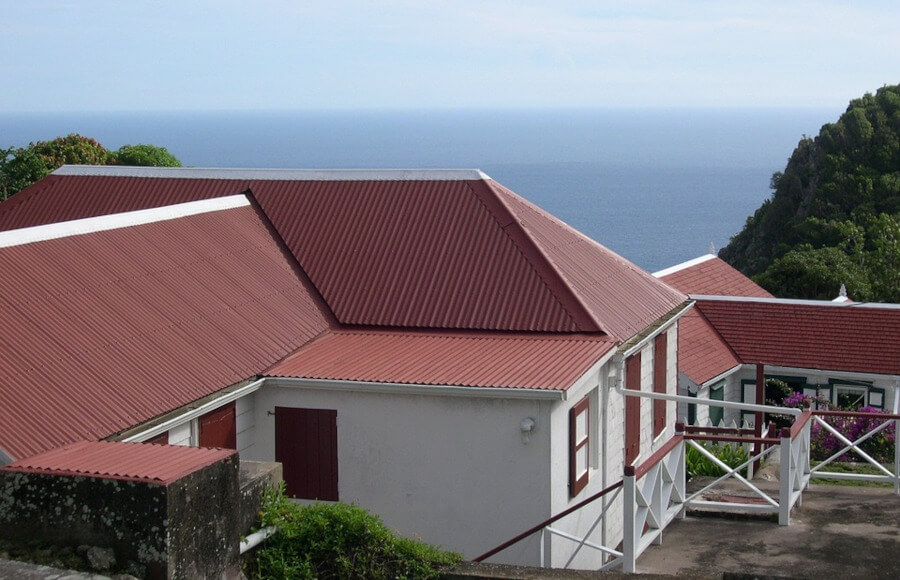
[
  {"x1": 709, "y1": 383, "x2": 724, "y2": 426},
  {"x1": 198, "y1": 402, "x2": 237, "y2": 449},
  {"x1": 569, "y1": 397, "x2": 590, "y2": 496},
  {"x1": 653, "y1": 332, "x2": 667, "y2": 437}
]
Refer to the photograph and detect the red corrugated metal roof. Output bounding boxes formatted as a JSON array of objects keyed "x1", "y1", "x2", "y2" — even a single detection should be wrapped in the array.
[
  {"x1": 656, "y1": 255, "x2": 773, "y2": 298},
  {"x1": 695, "y1": 297, "x2": 900, "y2": 376},
  {"x1": 0, "y1": 203, "x2": 332, "y2": 461},
  {"x1": 0, "y1": 440, "x2": 235, "y2": 485},
  {"x1": 491, "y1": 181, "x2": 688, "y2": 341},
  {"x1": 266, "y1": 328, "x2": 616, "y2": 391},
  {"x1": 0, "y1": 168, "x2": 685, "y2": 340},
  {"x1": 677, "y1": 308, "x2": 741, "y2": 385}
]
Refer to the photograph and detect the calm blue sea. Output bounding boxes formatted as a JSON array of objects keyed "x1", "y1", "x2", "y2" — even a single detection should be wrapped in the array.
[{"x1": 0, "y1": 109, "x2": 836, "y2": 271}]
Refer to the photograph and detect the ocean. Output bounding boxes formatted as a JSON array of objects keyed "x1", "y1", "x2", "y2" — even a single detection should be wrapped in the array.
[{"x1": 0, "y1": 108, "x2": 837, "y2": 271}]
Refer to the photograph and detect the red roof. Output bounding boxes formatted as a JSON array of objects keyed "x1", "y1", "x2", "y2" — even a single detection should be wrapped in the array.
[
  {"x1": 0, "y1": 440, "x2": 235, "y2": 485},
  {"x1": 677, "y1": 308, "x2": 741, "y2": 385},
  {"x1": 266, "y1": 329, "x2": 616, "y2": 391},
  {"x1": 694, "y1": 297, "x2": 900, "y2": 376},
  {"x1": 1, "y1": 168, "x2": 685, "y2": 341},
  {"x1": 655, "y1": 255, "x2": 773, "y2": 298},
  {"x1": 0, "y1": 201, "x2": 331, "y2": 460}
]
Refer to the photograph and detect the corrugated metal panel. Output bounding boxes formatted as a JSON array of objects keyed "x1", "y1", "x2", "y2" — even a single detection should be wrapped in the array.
[
  {"x1": 677, "y1": 309, "x2": 742, "y2": 385},
  {"x1": 251, "y1": 179, "x2": 586, "y2": 332},
  {"x1": 0, "y1": 205, "x2": 332, "y2": 461},
  {"x1": 490, "y1": 181, "x2": 687, "y2": 342},
  {"x1": 0, "y1": 175, "x2": 248, "y2": 231},
  {"x1": 697, "y1": 299, "x2": 900, "y2": 376},
  {"x1": 265, "y1": 329, "x2": 616, "y2": 391},
  {"x1": 0, "y1": 170, "x2": 684, "y2": 340},
  {"x1": 659, "y1": 257, "x2": 773, "y2": 298},
  {"x1": 0, "y1": 440, "x2": 235, "y2": 485}
]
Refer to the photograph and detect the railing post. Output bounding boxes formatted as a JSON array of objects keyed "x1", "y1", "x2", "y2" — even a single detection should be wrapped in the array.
[
  {"x1": 539, "y1": 527, "x2": 545, "y2": 568},
  {"x1": 779, "y1": 427, "x2": 792, "y2": 526},
  {"x1": 623, "y1": 467, "x2": 636, "y2": 573},
  {"x1": 895, "y1": 418, "x2": 899, "y2": 495}
]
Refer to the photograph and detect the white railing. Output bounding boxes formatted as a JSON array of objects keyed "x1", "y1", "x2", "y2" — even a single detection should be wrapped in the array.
[
  {"x1": 805, "y1": 411, "x2": 900, "y2": 494},
  {"x1": 622, "y1": 435, "x2": 686, "y2": 573},
  {"x1": 542, "y1": 486, "x2": 624, "y2": 571}
]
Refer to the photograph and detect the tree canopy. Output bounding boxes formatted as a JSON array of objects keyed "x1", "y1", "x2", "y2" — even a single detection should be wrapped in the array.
[
  {"x1": 0, "y1": 134, "x2": 182, "y2": 200},
  {"x1": 720, "y1": 84, "x2": 900, "y2": 303}
]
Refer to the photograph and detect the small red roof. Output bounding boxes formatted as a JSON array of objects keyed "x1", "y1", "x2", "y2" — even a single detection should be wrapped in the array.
[
  {"x1": 266, "y1": 328, "x2": 616, "y2": 391},
  {"x1": 0, "y1": 441, "x2": 236, "y2": 485},
  {"x1": 695, "y1": 297, "x2": 900, "y2": 377},
  {"x1": 677, "y1": 309, "x2": 741, "y2": 385},
  {"x1": 655, "y1": 255, "x2": 773, "y2": 298},
  {"x1": 0, "y1": 201, "x2": 332, "y2": 461}
]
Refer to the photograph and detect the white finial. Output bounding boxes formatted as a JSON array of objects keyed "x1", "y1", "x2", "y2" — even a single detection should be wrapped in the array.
[
  {"x1": 708, "y1": 242, "x2": 716, "y2": 255},
  {"x1": 839, "y1": 283, "x2": 847, "y2": 298}
]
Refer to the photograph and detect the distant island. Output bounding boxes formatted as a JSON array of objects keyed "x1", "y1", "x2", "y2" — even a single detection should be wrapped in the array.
[{"x1": 721, "y1": 84, "x2": 900, "y2": 303}]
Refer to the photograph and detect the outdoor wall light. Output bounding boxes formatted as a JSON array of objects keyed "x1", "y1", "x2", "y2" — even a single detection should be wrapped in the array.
[{"x1": 520, "y1": 417, "x2": 536, "y2": 444}]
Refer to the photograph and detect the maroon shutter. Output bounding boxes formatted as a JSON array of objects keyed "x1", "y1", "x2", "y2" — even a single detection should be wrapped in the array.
[
  {"x1": 653, "y1": 332, "x2": 668, "y2": 437},
  {"x1": 625, "y1": 353, "x2": 641, "y2": 465},
  {"x1": 569, "y1": 397, "x2": 590, "y2": 496},
  {"x1": 198, "y1": 402, "x2": 237, "y2": 449},
  {"x1": 275, "y1": 407, "x2": 338, "y2": 501}
]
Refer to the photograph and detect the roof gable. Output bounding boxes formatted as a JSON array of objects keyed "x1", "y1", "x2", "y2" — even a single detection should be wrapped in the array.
[{"x1": 654, "y1": 254, "x2": 773, "y2": 298}]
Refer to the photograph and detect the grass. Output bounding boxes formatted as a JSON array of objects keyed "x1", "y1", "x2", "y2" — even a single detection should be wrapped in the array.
[{"x1": 810, "y1": 461, "x2": 896, "y2": 488}]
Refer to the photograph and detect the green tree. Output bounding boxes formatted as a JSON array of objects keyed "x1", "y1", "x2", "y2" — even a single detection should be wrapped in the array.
[
  {"x1": 0, "y1": 134, "x2": 112, "y2": 200},
  {"x1": 753, "y1": 245, "x2": 872, "y2": 301},
  {"x1": 0, "y1": 134, "x2": 182, "y2": 201},
  {"x1": 721, "y1": 84, "x2": 900, "y2": 302},
  {"x1": 114, "y1": 144, "x2": 181, "y2": 167}
]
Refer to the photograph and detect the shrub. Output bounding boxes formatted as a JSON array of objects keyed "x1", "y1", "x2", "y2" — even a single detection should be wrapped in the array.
[
  {"x1": 810, "y1": 406, "x2": 895, "y2": 463},
  {"x1": 248, "y1": 484, "x2": 461, "y2": 579},
  {"x1": 685, "y1": 442, "x2": 749, "y2": 478}
]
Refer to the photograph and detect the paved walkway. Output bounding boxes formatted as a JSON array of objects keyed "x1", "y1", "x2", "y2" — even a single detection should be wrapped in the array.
[{"x1": 636, "y1": 484, "x2": 900, "y2": 579}]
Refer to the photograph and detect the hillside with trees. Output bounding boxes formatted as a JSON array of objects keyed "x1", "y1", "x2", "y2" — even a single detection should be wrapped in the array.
[
  {"x1": 720, "y1": 84, "x2": 900, "y2": 303},
  {"x1": 0, "y1": 134, "x2": 181, "y2": 201}
]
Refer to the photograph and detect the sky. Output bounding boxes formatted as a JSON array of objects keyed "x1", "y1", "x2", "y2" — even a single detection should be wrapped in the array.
[{"x1": 1, "y1": 1, "x2": 899, "y2": 112}]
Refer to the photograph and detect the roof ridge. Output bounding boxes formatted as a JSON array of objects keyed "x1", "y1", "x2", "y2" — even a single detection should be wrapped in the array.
[
  {"x1": 53, "y1": 165, "x2": 492, "y2": 181},
  {"x1": 477, "y1": 180, "x2": 608, "y2": 335},
  {"x1": 652, "y1": 253, "x2": 717, "y2": 278},
  {"x1": 0, "y1": 194, "x2": 249, "y2": 248},
  {"x1": 693, "y1": 294, "x2": 900, "y2": 310}
]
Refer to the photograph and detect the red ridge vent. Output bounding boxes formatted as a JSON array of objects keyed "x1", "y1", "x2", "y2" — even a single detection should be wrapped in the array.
[{"x1": 0, "y1": 441, "x2": 236, "y2": 485}]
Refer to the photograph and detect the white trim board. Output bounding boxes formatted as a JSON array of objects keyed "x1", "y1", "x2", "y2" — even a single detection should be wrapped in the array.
[
  {"x1": 652, "y1": 254, "x2": 716, "y2": 278},
  {"x1": 53, "y1": 165, "x2": 492, "y2": 182},
  {"x1": 0, "y1": 194, "x2": 249, "y2": 248}
]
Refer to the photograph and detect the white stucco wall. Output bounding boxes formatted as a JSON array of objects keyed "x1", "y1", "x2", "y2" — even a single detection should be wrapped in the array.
[{"x1": 242, "y1": 383, "x2": 555, "y2": 564}]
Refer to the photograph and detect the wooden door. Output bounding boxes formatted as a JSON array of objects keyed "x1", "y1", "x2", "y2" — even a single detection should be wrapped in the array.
[
  {"x1": 275, "y1": 407, "x2": 338, "y2": 501},
  {"x1": 199, "y1": 402, "x2": 237, "y2": 449}
]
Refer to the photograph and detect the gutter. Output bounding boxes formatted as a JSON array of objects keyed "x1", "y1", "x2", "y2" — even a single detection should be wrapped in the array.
[
  {"x1": 120, "y1": 378, "x2": 266, "y2": 442},
  {"x1": 618, "y1": 301, "x2": 693, "y2": 359},
  {"x1": 263, "y1": 377, "x2": 565, "y2": 400}
]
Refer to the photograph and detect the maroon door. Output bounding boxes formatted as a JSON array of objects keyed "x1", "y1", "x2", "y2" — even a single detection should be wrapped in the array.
[
  {"x1": 199, "y1": 402, "x2": 237, "y2": 449},
  {"x1": 275, "y1": 407, "x2": 338, "y2": 501}
]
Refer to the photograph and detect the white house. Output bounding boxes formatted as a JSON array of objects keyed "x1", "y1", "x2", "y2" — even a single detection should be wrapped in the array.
[
  {"x1": 0, "y1": 166, "x2": 690, "y2": 569},
  {"x1": 655, "y1": 254, "x2": 900, "y2": 427}
]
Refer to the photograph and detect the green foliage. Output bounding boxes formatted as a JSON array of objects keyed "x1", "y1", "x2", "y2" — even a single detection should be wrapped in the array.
[
  {"x1": 685, "y1": 442, "x2": 749, "y2": 478},
  {"x1": 0, "y1": 134, "x2": 182, "y2": 200},
  {"x1": 114, "y1": 144, "x2": 182, "y2": 167},
  {"x1": 248, "y1": 484, "x2": 461, "y2": 579},
  {"x1": 720, "y1": 84, "x2": 900, "y2": 302},
  {"x1": 0, "y1": 134, "x2": 112, "y2": 199}
]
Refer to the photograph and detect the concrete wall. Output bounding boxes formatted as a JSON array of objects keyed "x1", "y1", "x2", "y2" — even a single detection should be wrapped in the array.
[
  {"x1": 0, "y1": 455, "x2": 240, "y2": 580},
  {"x1": 243, "y1": 384, "x2": 555, "y2": 565}
]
